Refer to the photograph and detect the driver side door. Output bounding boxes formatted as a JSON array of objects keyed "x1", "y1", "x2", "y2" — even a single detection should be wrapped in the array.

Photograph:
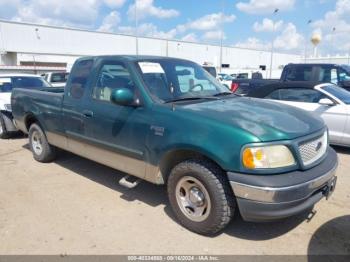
[{"x1": 83, "y1": 59, "x2": 151, "y2": 179}]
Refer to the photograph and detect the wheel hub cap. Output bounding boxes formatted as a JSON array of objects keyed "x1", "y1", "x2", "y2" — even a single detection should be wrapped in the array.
[
  {"x1": 189, "y1": 187, "x2": 205, "y2": 207},
  {"x1": 31, "y1": 131, "x2": 43, "y2": 155},
  {"x1": 175, "y1": 176, "x2": 211, "y2": 222}
]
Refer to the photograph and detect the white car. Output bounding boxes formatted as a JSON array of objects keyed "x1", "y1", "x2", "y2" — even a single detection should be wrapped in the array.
[
  {"x1": 41, "y1": 72, "x2": 69, "y2": 88},
  {"x1": 249, "y1": 81, "x2": 350, "y2": 147},
  {"x1": 0, "y1": 74, "x2": 52, "y2": 138},
  {"x1": 217, "y1": 73, "x2": 233, "y2": 89}
]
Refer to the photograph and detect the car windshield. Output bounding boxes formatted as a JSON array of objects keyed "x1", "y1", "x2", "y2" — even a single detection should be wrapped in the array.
[
  {"x1": 136, "y1": 59, "x2": 229, "y2": 103},
  {"x1": 219, "y1": 74, "x2": 233, "y2": 80},
  {"x1": 51, "y1": 72, "x2": 69, "y2": 83},
  {"x1": 0, "y1": 76, "x2": 51, "y2": 93},
  {"x1": 322, "y1": 84, "x2": 350, "y2": 104}
]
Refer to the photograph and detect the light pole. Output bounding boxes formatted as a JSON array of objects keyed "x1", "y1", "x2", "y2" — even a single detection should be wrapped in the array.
[
  {"x1": 269, "y1": 8, "x2": 279, "y2": 78},
  {"x1": 135, "y1": 0, "x2": 139, "y2": 56},
  {"x1": 304, "y1": 20, "x2": 312, "y2": 63},
  {"x1": 219, "y1": 0, "x2": 225, "y2": 73}
]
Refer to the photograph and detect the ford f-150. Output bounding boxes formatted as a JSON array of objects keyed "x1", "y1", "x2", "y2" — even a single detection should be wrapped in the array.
[{"x1": 11, "y1": 55, "x2": 338, "y2": 235}]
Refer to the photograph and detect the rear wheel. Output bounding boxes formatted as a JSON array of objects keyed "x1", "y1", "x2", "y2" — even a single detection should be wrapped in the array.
[
  {"x1": 0, "y1": 113, "x2": 10, "y2": 139},
  {"x1": 28, "y1": 123, "x2": 56, "y2": 162},
  {"x1": 167, "y1": 159, "x2": 235, "y2": 235}
]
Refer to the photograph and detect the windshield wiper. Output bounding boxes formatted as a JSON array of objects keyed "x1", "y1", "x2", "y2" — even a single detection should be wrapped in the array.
[
  {"x1": 213, "y1": 92, "x2": 233, "y2": 97},
  {"x1": 164, "y1": 96, "x2": 219, "y2": 103}
]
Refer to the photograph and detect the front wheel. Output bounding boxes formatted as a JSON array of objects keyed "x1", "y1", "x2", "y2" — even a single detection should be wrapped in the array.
[
  {"x1": 167, "y1": 159, "x2": 235, "y2": 235},
  {"x1": 28, "y1": 123, "x2": 56, "y2": 162}
]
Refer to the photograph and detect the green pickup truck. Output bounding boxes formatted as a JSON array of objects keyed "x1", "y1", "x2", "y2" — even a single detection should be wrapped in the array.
[{"x1": 11, "y1": 55, "x2": 338, "y2": 235}]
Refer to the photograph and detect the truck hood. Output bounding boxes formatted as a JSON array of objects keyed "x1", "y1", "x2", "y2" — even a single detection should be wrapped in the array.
[{"x1": 180, "y1": 96, "x2": 325, "y2": 141}]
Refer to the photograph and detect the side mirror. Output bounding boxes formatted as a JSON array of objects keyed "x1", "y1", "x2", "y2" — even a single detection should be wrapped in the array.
[
  {"x1": 110, "y1": 88, "x2": 135, "y2": 106},
  {"x1": 318, "y1": 98, "x2": 335, "y2": 106}
]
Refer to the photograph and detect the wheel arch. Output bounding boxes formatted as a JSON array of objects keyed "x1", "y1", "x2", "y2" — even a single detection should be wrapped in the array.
[
  {"x1": 24, "y1": 112, "x2": 40, "y2": 133},
  {"x1": 158, "y1": 147, "x2": 225, "y2": 183}
]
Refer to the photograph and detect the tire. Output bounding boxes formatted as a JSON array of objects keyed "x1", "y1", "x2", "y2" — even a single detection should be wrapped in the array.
[
  {"x1": 28, "y1": 123, "x2": 56, "y2": 162},
  {"x1": 167, "y1": 159, "x2": 235, "y2": 235},
  {"x1": 0, "y1": 113, "x2": 10, "y2": 139}
]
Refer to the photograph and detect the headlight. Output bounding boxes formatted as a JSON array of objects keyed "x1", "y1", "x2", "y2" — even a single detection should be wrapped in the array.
[
  {"x1": 242, "y1": 145, "x2": 295, "y2": 169},
  {"x1": 4, "y1": 104, "x2": 12, "y2": 111}
]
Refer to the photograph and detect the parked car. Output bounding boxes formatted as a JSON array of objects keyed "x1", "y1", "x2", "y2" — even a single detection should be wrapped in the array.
[
  {"x1": 202, "y1": 65, "x2": 217, "y2": 78},
  {"x1": 0, "y1": 74, "x2": 52, "y2": 138},
  {"x1": 232, "y1": 63, "x2": 350, "y2": 95},
  {"x1": 217, "y1": 73, "x2": 234, "y2": 89},
  {"x1": 248, "y1": 81, "x2": 350, "y2": 147},
  {"x1": 12, "y1": 55, "x2": 338, "y2": 235},
  {"x1": 41, "y1": 72, "x2": 69, "y2": 87}
]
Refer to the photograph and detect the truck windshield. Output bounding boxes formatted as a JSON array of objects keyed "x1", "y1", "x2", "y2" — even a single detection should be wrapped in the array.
[
  {"x1": 322, "y1": 85, "x2": 350, "y2": 104},
  {"x1": 51, "y1": 72, "x2": 69, "y2": 83},
  {"x1": 0, "y1": 77, "x2": 51, "y2": 93},
  {"x1": 136, "y1": 59, "x2": 229, "y2": 103}
]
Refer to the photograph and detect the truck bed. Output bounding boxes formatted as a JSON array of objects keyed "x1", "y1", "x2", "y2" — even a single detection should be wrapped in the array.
[
  {"x1": 232, "y1": 79, "x2": 279, "y2": 95},
  {"x1": 11, "y1": 88, "x2": 65, "y2": 135}
]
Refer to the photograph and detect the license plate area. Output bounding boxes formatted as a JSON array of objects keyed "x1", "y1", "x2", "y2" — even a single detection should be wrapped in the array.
[{"x1": 322, "y1": 176, "x2": 337, "y2": 200}]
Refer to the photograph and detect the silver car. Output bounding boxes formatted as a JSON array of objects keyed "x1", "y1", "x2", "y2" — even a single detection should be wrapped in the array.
[{"x1": 250, "y1": 82, "x2": 350, "y2": 147}]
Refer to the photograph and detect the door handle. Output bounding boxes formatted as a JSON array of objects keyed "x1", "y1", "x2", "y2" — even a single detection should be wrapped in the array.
[{"x1": 82, "y1": 110, "x2": 94, "y2": 118}]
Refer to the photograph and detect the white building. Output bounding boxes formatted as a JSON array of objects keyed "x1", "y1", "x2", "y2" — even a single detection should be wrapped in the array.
[{"x1": 0, "y1": 20, "x2": 301, "y2": 77}]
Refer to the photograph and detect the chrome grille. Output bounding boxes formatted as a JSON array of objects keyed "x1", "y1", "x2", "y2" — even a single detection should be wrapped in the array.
[{"x1": 299, "y1": 132, "x2": 327, "y2": 166}]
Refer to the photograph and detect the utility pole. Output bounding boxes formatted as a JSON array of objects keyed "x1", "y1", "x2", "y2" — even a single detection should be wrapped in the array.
[
  {"x1": 219, "y1": 0, "x2": 224, "y2": 73},
  {"x1": 269, "y1": 8, "x2": 279, "y2": 78},
  {"x1": 135, "y1": 0, "x2": 139, "y2": 56}
]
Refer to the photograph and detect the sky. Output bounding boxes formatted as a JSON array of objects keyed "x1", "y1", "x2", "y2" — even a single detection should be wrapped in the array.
[{"x1": 0, "y1": 0, "x2": 349, "y2": 56}]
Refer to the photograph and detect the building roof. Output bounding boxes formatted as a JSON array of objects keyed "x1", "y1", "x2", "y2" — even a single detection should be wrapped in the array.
[{"x1": 0, "y1": 73, "x2": 41, "y2": 77}]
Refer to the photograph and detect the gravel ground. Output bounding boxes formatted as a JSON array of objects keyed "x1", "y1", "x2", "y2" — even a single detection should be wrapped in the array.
[{"x1": 0, "y1": 137, "x2": 349, "y2": 255}]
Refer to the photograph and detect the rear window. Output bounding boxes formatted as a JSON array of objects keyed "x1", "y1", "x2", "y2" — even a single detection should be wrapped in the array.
[
  {"x1": 0, "y1": 76, "x2": 51, "y2": 93},
  {"x1": 202, "y1": 66, "x2": 217, "y2": 78},
  {"x1": 237, "y1": 73, "x2": 249, "y2": 79},
  {"x1": 285, "y1": 66, "x2": 312, "y2": 81}
]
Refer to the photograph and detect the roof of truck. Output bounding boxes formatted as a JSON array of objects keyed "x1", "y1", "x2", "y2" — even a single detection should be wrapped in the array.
[
  {"x1": 79, "y1": 55, "x2": 195, "y2": 62},
  {"x1": 286, "y1": 63, "x2": 349, "y2": 67},
  {"x1": 248, "y1": 81, "x2": 330, "y2": 98}
]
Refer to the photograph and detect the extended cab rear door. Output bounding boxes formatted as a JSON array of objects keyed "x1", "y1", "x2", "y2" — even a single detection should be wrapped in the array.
[{"x1": 62, "y1": 58, "x2": 94, "y2": 144}]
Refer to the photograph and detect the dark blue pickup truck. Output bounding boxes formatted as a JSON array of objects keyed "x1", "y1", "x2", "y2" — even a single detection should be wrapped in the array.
[{"x1": 232, "y1": 63, "x2": 350, "y2": 95}]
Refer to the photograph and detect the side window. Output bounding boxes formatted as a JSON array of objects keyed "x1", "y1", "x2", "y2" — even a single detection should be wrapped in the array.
[
  {"x1": 0, "y1": 78, "x2": 13, "y2": 92},
  {"x1": 338, "y1": 69, "x2": 350, "y2": 82},
  {"x1": 265, "y1": 89, "x2": 281, "y2": 100},
  {"x1": 279, "y1": 88, "x2": 326, "y2": 103},
  {"x1": 92, "y1": 61, "x2": 137, "y2": 103},
  {"x1": 285, "y1": 66, "x2": 312, "y2": 81},
  {"x1": 68, "y1": 59, "x2": 94, "y2": 99},
  {"x1": 318, "y1": 67, "x2": 338, "y2": 84}
]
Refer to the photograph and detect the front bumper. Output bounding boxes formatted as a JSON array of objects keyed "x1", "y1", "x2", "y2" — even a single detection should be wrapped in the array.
[{"x1": 228, "y1": 147, "x2": 338, "y2": 222}]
